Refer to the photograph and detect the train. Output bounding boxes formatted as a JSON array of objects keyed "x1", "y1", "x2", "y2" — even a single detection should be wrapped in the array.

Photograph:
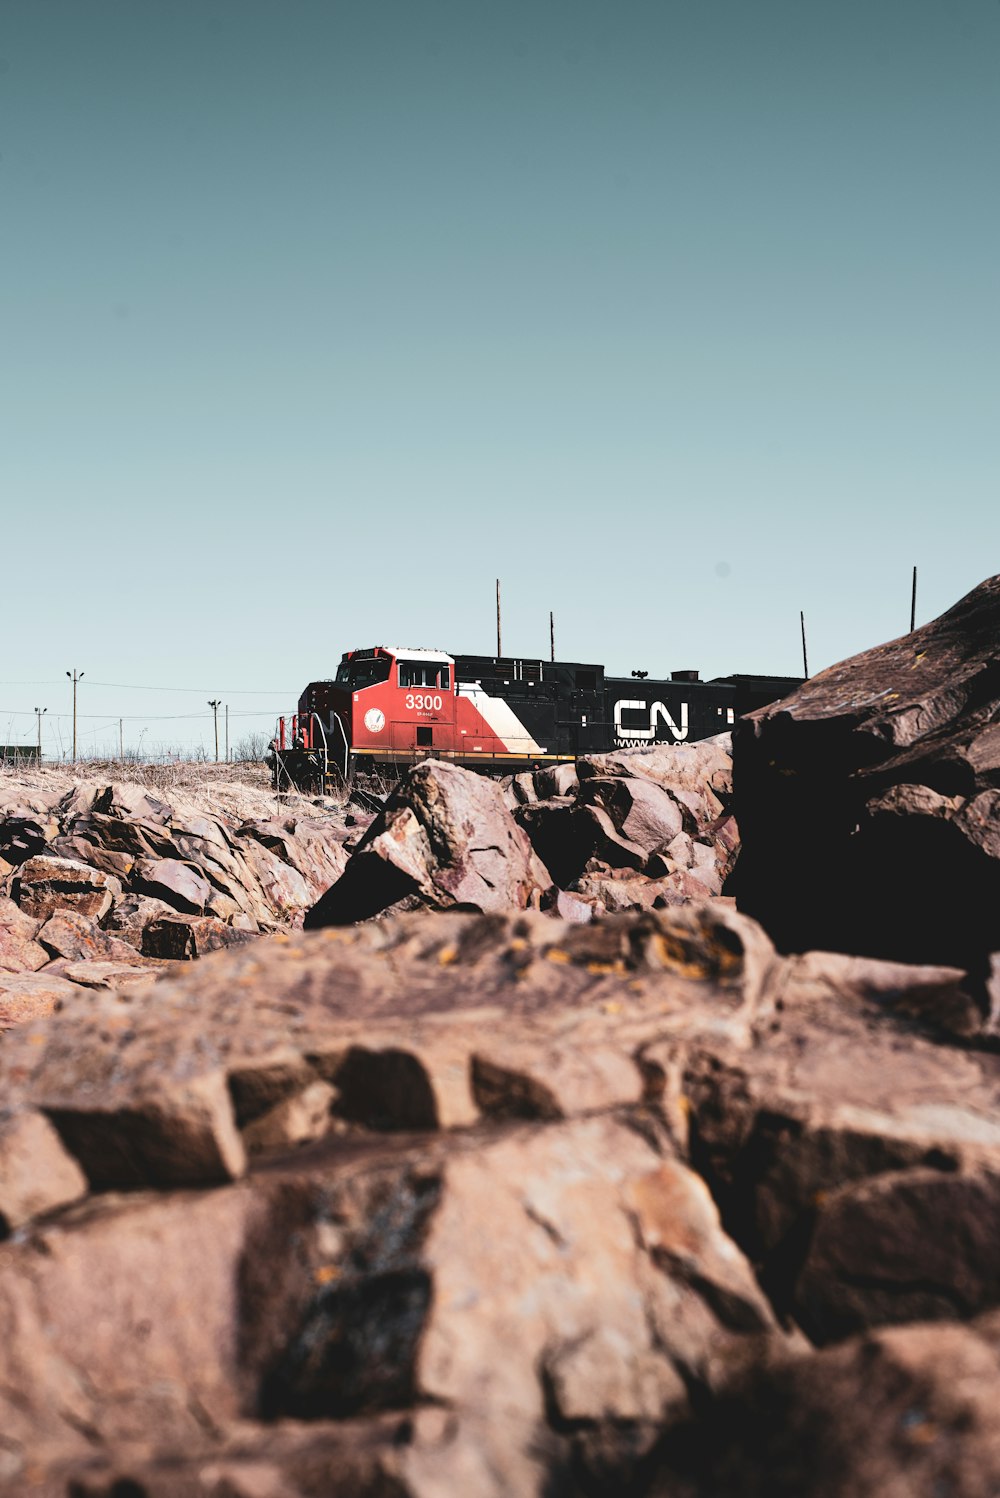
[{"x1": 269, "y1": 644, "x2": 801, "y2": 792}]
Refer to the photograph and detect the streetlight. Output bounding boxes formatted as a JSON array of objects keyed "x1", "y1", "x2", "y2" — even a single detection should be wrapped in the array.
[
  {"x1": 34, "y1": 706, "x2": 47, "y2": 762},
  {"x1": 65, "y1": 670, "x2": 84, "y2": 762},
  {"x1": 208, "y1": 699, "x2": 221, "y2": 762}
]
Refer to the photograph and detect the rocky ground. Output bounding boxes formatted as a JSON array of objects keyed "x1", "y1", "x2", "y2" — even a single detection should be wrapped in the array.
[
  {"x1": 0, "y1": 762, "x2": 359, "y2": 1027},
  {"x1": 4, "y1": 578, "x2": 1000, "y2": 1496}
]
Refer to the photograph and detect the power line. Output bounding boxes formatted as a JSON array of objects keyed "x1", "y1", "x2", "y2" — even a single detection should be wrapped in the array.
[
  {"x1": 0, "y1": 707, "x2": 286, "y2": 722},
  {"x1": 0, "y1": 680, "x2": 294, "y2": 694},
  {"x1": 85, "y1": 681, "x2": 295, "y2": 694}
]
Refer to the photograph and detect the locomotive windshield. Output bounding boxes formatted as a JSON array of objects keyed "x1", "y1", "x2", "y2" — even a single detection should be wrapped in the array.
[{"x1": 335, "y1": 656, "x2": 391, "y2": 690}]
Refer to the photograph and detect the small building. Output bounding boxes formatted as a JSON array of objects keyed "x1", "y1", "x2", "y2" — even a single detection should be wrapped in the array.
[{"x1": 0, "y1": 745, "x2": 41, "y2": 764}]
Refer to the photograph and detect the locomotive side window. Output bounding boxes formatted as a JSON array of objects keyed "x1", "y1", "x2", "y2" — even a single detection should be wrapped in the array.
[
  {"x1": 440, "y1": 665, "x2": 450, "y2": 689},
  {"x1": 399, "y1": 662, "x2": 444, "y2": 689}
]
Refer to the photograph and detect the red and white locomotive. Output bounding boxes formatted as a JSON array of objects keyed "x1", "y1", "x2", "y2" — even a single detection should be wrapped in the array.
[{"x1": 272, "y1": 644, "x2": 800, "y2": 791}]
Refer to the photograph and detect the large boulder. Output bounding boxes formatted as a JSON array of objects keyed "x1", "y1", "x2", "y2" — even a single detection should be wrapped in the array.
[
  {"x1": 0, "y1": 904, "x2": 998, "y2": 1492},
  {"x1": 732, "y1": 575, "x2": 1000, "y2": 976},
  {"x1": 15, "y1": 855, "x2": 122, "y2": 922},
  {"x1": 646, "y1": 1314, "x2": 1000, "y2": 1497},
  {"x1": 305, "y1": 760, "x2": 552, "y2": 926},
  {"x1": 35, "y1": 909, "x2": 150, "y2": 965}
]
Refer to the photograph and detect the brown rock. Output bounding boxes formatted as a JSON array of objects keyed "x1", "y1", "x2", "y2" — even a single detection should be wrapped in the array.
[
  {"x1": 16, "y1": 855, "x2": 122, "y2": 922},
  {"x1": 0, "y1": 896, "x2": 47, "y2": 973},
  {"x1": 572, "y1": 870, "x2": 716, "y2": 912},
  {"x1": 1, "y1": 899, "x2": 1000, "y2": 1493},
  {"x1": 578, "y1": 734, "x2": 733, "y2": 801},
  {"x1": 242, "y1": 1079, "x2": 336, "y2": 1155},
  {"x1": 647, "y1": 1314, "x2": 1000, "y2": 1498},
  {"x1": 0, "y1": 1109, "x2": 88, "y2": 1233},
  {"x1": 133, "y1": 856, "x2": 212, "y2": 913},
  {"x1": 36, "y1": 909, "x2": 152, "y2": 965},
  {"x1": 578, "y1": 775, "x2": 685, "y2": 854},
  {"x1": 305, "y1": 760, "x2": 551, "y2": 926},
  {"x1": 732, "y1": 573, "x2": 1000, "y2": 976},
  {"x1": 0, "y1": 969, "x2": 83, "y2": 1029},
  {"x1": 104, "y1": 891, "x2": 175, "y2": 947},
  {"x1": 61, "y1": 960, "x2": 160, "y2": 991},
  {"x1": 142, "y1": 913, "x2": 260, "y2": 960}
]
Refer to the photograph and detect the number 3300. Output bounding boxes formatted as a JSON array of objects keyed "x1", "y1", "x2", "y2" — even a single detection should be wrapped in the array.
[{"x1": 405, "y1": 693, "x2": 442, "y2": 712}]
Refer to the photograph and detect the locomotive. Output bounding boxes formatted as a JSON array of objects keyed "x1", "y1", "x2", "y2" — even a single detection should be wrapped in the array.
[{"x1": 270, "y1": 644, "x2": 801, "y2": 792}]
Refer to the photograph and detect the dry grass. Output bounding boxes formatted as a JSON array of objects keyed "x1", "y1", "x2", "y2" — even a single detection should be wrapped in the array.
[{"x1": 0, "y1": 758, "x2": 345, "y2": 825}]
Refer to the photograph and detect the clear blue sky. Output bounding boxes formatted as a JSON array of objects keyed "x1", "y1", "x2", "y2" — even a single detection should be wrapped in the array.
[{"x1": 2, "y1": 0, "x2": 998, "y2": 757}]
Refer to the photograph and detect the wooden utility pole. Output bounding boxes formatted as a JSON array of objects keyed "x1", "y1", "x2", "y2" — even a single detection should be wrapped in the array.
[
  {"x1": 496, "y1": 579, "x2": 502, "y2": 657},
  {"x1": 800, "y1": 612, "x2": 809, "y2": 678},
  {"x1": 208, "y1": 699, "x2": 221, "y2": 762},
  {"x1": 65, "y1": 670, "x2": 84, "y2": 762},
  {"x1": 550, "y1": 611, "x2": 555, "y2": 662},
  {"x1": 910, "y1": 566, "x2": 918, "y2": 632},
  {"x1": 35, "y1": 706, "x2": 47, "y2": 761},
  {"x1": 119, "y1": 719, "x2": 123, "y2": 759},
  {"x1": 225, "y1": 704, "x2": 229, "y2": 763}
]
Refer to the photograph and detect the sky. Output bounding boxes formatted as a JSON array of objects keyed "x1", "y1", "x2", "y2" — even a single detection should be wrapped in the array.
[{"x1": 1, "y1": 0, "x2": 998, "y2": 758}]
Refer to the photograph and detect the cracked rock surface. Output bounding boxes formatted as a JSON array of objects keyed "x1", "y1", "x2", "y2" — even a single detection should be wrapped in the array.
[{"x1": 2, "y1": 900, "x2": 999, "y2": 1495}]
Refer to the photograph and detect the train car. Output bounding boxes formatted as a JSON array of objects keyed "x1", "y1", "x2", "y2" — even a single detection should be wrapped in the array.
[{"x1": 271, "y1": 645, "x2": 801, "y2": 792}]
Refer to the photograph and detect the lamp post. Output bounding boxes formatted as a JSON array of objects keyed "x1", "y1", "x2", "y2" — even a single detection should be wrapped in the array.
[
  {"x1": 208, "y1": 699, "x2": 221, "y2": 762},
  {"x1": 34, "y1": 706, "x2": 47, "y2": 762},
  {"x1": 65, "y1": 670, "x2": 84, "y2": 762}
]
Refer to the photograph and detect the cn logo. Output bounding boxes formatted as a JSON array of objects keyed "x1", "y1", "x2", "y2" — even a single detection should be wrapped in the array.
[
  {"x1": 363, "y1": 708, "x2": 386, "y2": 734},
  {"x1": 613, "y1": 699, "x2": 689, "y2": 743}
]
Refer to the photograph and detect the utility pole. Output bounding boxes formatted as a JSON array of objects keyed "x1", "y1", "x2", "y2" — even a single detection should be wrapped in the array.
[
  {"x1": 550, "y1": 611, "x2": 555, "y2": 663},
  {"x1": 119, "y1": 719, "x2": 124, "y2": 760},
  {"x1": 34, "y1": 706, "x2": 47, "y2": 762},
  {"x1": 496, "y1": 579, "x2": 502, "y2": 658},
  {"x1": 800, "y1": 612, "x2": 809, "y2": 678},
  {"x1": 225, "y1": 704, "x2": 229, "y2": 763},
  {"x1": 208, "y1": 699, "x2": 221, "y2": 762},
  {"x1": 65, "y1": 670, "x2": 84, "y2": 762},
  {"x1": 910, "y1": 565, "x2": 918, "y2": 633}
]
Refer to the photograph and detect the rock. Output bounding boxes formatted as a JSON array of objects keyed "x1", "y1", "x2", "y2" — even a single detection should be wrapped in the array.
[
  {"x1": 646, "y1": 1314, "x2": 1000, "y2": 1498},
  {"x1": 732, "y1": 574, "x2": 1000, "y2": 977},
  {"x1": 514, "y1": 799, "x2": 590, "y2": 887},
  {"x1": 36, "y1": 909, "x2": 152, "y2": 965},
  {"x1": 579, "y1": 734, "x2": 733, "y2": 802},
  {"x1": 104, "y1": 891, "x2": 175, "y2": 948},
  {"x1": 233, "y1": 832, "x2": 314, "y2": 920},
  {"x1": 61, "y1": 960, "x2": 160, "y2": 991},
  {"x1": 133, "y1": 856, "x2": 212, "y2": 913},
  {"x1": 501, "y1": 770, "x2": 539, "y2": 809},
  {"x1": 3, "y1": 895, "x2": 1000, "y2": 1492},
  {"x1": 305, "y1": 760, "x2": 551, "y2": 926},
  {"x1": 578, "y1": 775, "x2": 685, "y2": 855},
  {"x1": 0, "y1": 897, "x2": 47, "y2": 973},
  {"x1": 15, "y1": 855, "x2": 122, "y2": 922},
  {"x1": 242, "y1": 1079, "x2": 336, "y2": 1155},
  {"x1": 237, "y1": 817, "x2": 350, "y2": 904},
  {"x1": 142, "y1": 914, "x2": 260, "y2": 960},
  {"x1": 534, "y1": 761, "x2": 580, "y2": 799},
  {"x1": 572, "y1": 870, "x2": 717, "y2": 912},
  {"x1": 27, "y1": 780, "x2": 352, "y2": 934},
  {"x1": 550, "y1": 888, "x2": 596, "y2": 923},
  {"x1": 0, "y1": 1109, "x2": 88, "y2": 1234},
  {"x1": 0, "y1": 815, "x2": 51, "y2": 869},
  {"x1": 0, "y1": 969, "x2": 83, "y2": 1029}
]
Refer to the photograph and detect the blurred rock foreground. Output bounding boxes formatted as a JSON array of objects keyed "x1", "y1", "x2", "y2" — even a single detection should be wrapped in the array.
[{"x1": 4, "y1": 578, "x2": 1000, "y2": 1495}]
